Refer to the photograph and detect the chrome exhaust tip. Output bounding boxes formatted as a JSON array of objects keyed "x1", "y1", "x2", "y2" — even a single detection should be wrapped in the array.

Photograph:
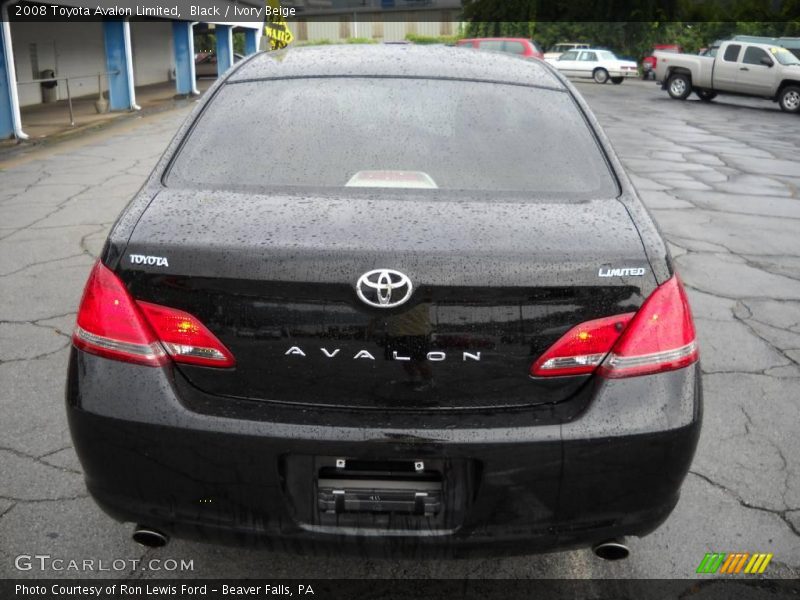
[
  {"x1": 132, "y1": 525, "x2": 169, "y2": 548},
  {"x1": 592, "y1": 538, "x2": 629, "y2": 561}
]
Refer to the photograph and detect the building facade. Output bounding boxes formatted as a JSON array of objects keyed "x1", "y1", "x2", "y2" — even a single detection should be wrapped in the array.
[{"x1": 1, "y1": 0, "x2": 263, "y2": 139}]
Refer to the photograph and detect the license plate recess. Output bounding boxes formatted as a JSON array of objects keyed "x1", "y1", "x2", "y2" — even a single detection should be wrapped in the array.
[{"x1": 318, "y1": 460, "x2": 443, "y2": 516}]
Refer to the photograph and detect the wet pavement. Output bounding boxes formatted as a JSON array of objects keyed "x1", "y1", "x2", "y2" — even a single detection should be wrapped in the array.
[
  {"x1": 5, "y1": 79, "x2": 215, "y2": 145},
  {"x1": 0, "y1": 78, "x2": 798, "y2": 581}
]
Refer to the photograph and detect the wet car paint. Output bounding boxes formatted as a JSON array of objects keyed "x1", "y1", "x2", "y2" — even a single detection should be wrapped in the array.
[{"x1": 69, "y1": 46, "x2": 700, "y2": 556}]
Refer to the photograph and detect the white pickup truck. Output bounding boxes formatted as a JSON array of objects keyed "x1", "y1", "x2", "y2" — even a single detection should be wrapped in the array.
[{"x1": 654, "y1": 40, "x2": 800, "y2": 113}]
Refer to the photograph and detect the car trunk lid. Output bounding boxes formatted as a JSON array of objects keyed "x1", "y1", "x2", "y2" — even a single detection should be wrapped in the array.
[{"x1": 118, "y1": 189, "x2": 655, "y2": 410}]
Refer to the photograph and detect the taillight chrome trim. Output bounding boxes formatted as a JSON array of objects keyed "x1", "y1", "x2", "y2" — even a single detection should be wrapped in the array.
[
  {"x1": 601, "y1": 341, "x2": 698, "y2": 378},
  {"x1": 73, "y1": 325, "x2": 167, "y2": 365},
  {"x1": 536, "y1": 352, "x2": 608, "y2": 373},
  {"x1": 161, "y1": 341, "x2": 230, "y2": 364}
]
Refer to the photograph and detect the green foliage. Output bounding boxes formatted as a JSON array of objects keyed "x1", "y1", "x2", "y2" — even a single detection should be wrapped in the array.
[
  {"x1": 461, "y1": 0, "x2": 798, "y2": 22},
  {"x1": 233, "y1": 32, "x2": 246, "y2": 55},
  {"x1": 194, "y1": 31, "x2": 250, "y2": 54},
  {"x1": 464, "y1": 21, "x2": 800, "y2": 59},
  {"x1": 194, "y1": 32, "x2": 215, "y2": 54},
  {"x1": 345, "y1": 37, "x2": 378, "y2": 44},
  {"x1": 294, "y1": 39, "x2": 333, "y2": 46},
  {"x1": 404, "y1": 33, "x2": 464, "y2": 45},
  {"x1": 460, "y1": 0, "x2": 800, "y2": 57}
]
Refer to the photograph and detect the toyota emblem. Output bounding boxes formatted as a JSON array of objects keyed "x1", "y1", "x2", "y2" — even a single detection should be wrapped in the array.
[{"x1": 356, "y1": 269, "x2": 413, "y2": 308}]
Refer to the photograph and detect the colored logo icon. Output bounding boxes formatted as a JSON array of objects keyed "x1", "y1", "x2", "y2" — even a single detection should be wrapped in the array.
[{"x1": 696, "y1": 552, "x2": 773, "y2": 574}]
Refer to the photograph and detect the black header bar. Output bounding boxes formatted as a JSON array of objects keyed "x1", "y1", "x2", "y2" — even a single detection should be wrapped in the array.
[{"x1": 4, "y1": 0, "x2": 800, "y2": 23}]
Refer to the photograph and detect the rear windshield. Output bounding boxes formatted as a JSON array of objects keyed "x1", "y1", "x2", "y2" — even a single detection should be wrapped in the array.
[{"x1": 167, "y1": 78, "x2": 618, "y2": 198}]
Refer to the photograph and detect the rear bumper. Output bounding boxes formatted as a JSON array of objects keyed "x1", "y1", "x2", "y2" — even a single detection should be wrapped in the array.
[{"x1": 67, "y1": 349, "x2": 702, "y2": 557}]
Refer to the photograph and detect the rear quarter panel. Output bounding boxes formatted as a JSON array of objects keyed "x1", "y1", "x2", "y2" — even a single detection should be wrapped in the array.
[{"x1": 654, "y1": 52, "x2": 714, "y2": 87}]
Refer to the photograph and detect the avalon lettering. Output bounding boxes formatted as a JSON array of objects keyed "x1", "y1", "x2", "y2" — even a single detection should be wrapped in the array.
[{"x1": 285, "y1": 347, "x2": 481, "y2": 361}]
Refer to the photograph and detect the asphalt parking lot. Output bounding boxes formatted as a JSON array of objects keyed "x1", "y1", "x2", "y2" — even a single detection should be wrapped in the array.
[{"x1": 1, "y1": 77, "x2": 799, "y2": 581}]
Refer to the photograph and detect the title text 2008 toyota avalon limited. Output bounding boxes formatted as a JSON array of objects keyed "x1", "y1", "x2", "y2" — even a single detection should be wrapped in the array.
[{"x1": 66, "y1": 46, "x2": 701, "y2": 558}]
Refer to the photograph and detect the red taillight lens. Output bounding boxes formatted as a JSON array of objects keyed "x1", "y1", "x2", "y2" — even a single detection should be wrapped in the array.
[
  {"x1": 137, "y1": 302, "x2": 235, "y2": 368},
  {"x1": 73, "y1": 261, "x2": 234, "y2": 368},
  {"x1": 73, "y1": 262, "x2": 167, "y2": 366},
  {"x1": 530, "y1": 313, "x2": 634, "y2": 377},
  {"x1": 530, "y1": 275, "x2": 698, "y2": 379},
  {"x1": 599, "y1": 275, "x2": 698, "y2": 378}
]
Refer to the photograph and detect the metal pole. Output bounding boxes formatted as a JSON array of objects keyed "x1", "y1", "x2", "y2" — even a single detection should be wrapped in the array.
[{"x1": 65, "y1": 78, "x2": 74, "y2": 126}]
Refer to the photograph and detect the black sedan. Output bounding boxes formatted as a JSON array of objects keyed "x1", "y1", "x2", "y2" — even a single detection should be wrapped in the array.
[{"x1": 67, "y1": 45, "x2": 701, "y2": 558}]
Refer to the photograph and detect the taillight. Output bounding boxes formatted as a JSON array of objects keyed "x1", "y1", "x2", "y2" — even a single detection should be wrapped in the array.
[
  {"x1": 74, "y1": 262, "x2": 167, "y2": 366},
  {"x1": 530, "y1": 314, "x2": 634, "y2": 377},
  {"x1": 73, "y1": 261, "x2": 234, "y2": 368},
  {"x1": 531, "y1": 275, "x2": 698, "y2": 379},
  {"x1": 137, "y1": 302, "x2": 235, "y2": 368},
  {"x1": 599, "y1": 276, "x2": 697, "y2": 378}
]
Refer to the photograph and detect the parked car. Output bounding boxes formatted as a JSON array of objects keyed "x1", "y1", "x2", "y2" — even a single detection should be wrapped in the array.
[
  {"x1": 654, "y1": 40, "x2": 800, "y2": 111},
  {"x1": 543, "y1": 42, "x2": 590, "y2": 61},
  {"x1": 195, "y1": 51, "x2": 245, "y2": 78},
  {"x1": 68, "y1": 45, "x2": 700, "y2": 557},
  {"x1": 547, "y1": 48, "x2": 639, "y2": 84},
  {"x1": 642, "y1": 44, "x2": 682, "y2": 80},
  {"x1": 456, "y1": 37, "x2": 544, "y2": 60}
]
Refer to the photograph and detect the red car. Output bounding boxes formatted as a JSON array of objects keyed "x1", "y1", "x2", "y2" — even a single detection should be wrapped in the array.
[
  {"x1": 456, "y1": 37, "x2": 545, "y2": 60},
  {"x1": 642, "y1": 44, "x2": 682, "y2": 80}
]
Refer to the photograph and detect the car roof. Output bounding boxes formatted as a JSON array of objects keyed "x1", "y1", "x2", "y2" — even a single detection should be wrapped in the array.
[
  {"x1": 562, "y1": 48, "x2": 620, "y2": 55},
  {"x1": 230, "y1": 45, "x2": 563, "y2": 89}
]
